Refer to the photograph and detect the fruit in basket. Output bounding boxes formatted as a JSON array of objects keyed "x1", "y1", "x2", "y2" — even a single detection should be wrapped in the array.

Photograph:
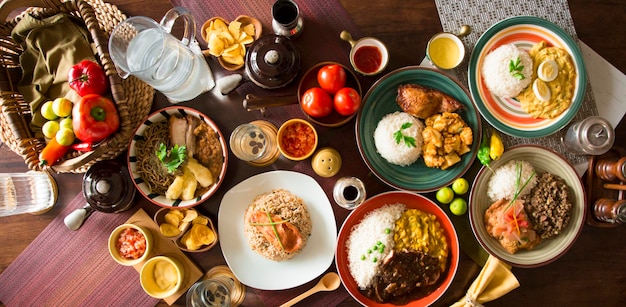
[
  {"x1": 72, "y1": 94, "x2": 119, "y2": 143},
  {"x1": 68, "y1": 60, "x2": 108, "y2": 96},
  {"x1": 56, "y1": 128, "x2": 75, "y2": 146},
  {"x1": 52, "y1": 97, "x2": 73, "y2": 117},
  {"x1": 41, "y1": 101, "x2": 58, "y2": 120},
  {"x1": 39, "y1": 137, "x2": 70, "y2": 166},
  {"x1": 42, "y1": 121, "x2": 60, "y2": 139}
]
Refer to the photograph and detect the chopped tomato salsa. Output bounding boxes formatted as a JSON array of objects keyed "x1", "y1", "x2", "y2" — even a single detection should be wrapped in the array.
[
  {"x1": 281, "y1": 122, "x2": 316, "y2": 158},
  {"x1": 116, "y1": 228, "x2": 147, "y2": 260}
]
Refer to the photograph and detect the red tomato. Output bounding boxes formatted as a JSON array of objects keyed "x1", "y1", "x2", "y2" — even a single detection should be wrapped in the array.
[
  {"x1": 68, "y1": 60, "x2": 108, "y2": 96},
  {"x1": 333, "y1": 87, "x2": 361, "y2": 116},
  {"x1": 317, "y1": 64, "x2": 346, "y2": 94},
  {"x1": 301, "y1": 87, "x2": 333, "y2": 118}
]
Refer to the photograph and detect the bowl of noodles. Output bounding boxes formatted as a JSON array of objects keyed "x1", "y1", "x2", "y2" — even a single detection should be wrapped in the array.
[{"x1": 127, "y1": 106, "x2": 228, "y2": 208}]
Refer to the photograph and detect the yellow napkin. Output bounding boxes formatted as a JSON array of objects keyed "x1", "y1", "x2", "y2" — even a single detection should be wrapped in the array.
[{"x1": 451, "y1": 255, "x2": 520, "y2": 307}]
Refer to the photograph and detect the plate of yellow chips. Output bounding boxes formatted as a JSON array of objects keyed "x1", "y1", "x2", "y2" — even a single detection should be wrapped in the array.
[
  {"x1": 201, "y1": 15, "x2": 262, "y2": 71},
  {"x1": 154, "y1": 208, "x2": 218, "y2": 253}
]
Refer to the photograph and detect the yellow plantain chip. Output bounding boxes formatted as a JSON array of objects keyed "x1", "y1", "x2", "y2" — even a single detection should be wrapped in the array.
[
  {"x1": 160, "y1": 223, "x2": 181, "y2": 237},
  {"x1": 182, "y1": 208, "x2": 198, "y2": 223},
  {"x1": 212, "y1": 19, "x2": 228, "y2": 31},
  {"x1": 207, "y1": 33, "x2": 225, "y2": 57},
  {"x1": 243, "y1": 24, "x2": 255, "y2": 37},
  {"x1": 164, "y1": 211, "x2": 182, "y2": 227},
  {"x1": 221, "y1": 55, "x2": 244, "y2": 66},
  {"x1": 190, "y1": 223, "x2": 216, "y2": 245},
  {"x1": 192, "y1": 215, "x2": 209, "y2": 225},
  {"x1": 239, "y1": 32, "x2": 254, "y2": 45},
  {"x1": 180, "y1": 231, "x2": 201, "y2": 250},
  {"x1": 228, "y1": 21, "x2": 242, "y2": 38}
]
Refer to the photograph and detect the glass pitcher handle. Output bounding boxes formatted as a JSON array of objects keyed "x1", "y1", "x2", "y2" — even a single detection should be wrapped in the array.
[{"x1": 160, "y1": 6, "x2": 196, "y2": 47}]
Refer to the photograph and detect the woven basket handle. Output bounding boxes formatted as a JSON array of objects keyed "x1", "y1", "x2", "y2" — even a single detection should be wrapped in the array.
[{"x1": 0, "y1": 0, "x2": 68, "y2": 21}]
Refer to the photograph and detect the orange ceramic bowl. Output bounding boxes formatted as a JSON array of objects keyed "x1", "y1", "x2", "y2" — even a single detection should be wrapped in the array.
[
  {"x1": 335, "y1": 191, "x2": 460, "y2": 306},
  {"x1": 277, "y1": 119, "x2": 318, "y2": 161}
]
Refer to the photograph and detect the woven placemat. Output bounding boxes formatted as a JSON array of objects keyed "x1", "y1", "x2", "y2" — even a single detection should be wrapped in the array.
[{"x1": 434, "y1": 0, "x2": 597, "y2": 166}]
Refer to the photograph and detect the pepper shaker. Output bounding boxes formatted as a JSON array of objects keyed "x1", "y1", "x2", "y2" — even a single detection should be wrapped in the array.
[
  {"x1": 595, "y1": 156, "x2": 626, "y2": 182},
  {"x1": 593, "y1": 198, "x2": 626, "y2": 224}
]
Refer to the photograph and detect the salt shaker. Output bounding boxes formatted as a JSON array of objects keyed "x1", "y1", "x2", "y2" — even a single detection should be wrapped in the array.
[
  {"x1": 561, "y1": 116, "x2": 614, "y2": 155},
  {"x1": 595, "y1": 156, "x2": 626, "y2": 182},
  {"x1": 593, "y1": 198, "x2": 626, "y2": 224}
]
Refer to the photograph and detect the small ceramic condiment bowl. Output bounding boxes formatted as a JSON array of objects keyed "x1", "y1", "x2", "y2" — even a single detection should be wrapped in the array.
[
  {"x1": 201, "y1": 15, "x2": 262, "y2": 71},
  {"x1": 277, "y1": 119, "x2": 318, "y2": 161},
  {"x1": 340, "y1": 30, "x2": 389, "y2": 76},
  {"x1": 140, "y1": 255, "x2": 184, "y2": 299},
  {"x1": 108, "y1": 223, "x2": 153, "y2": 266},
  {"x1": 426, "y1": 25, "x2": 471, "y2": 70}
]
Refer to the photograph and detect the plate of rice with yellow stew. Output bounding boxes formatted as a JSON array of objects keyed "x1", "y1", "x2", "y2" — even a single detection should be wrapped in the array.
[
  {"x1": 336, "y1": 191, "x2": 459, "y2": 306},
  {"x1": 468, "y1": 16, "x2": 586, "y2": 138}
]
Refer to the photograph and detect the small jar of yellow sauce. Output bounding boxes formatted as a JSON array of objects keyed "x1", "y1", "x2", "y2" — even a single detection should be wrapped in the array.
[{"x1": 426, "y1": 32, "x2": 466, "y2": 70}]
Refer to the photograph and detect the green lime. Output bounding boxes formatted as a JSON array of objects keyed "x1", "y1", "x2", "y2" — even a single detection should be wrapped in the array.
[
  {"x1": 450, "y1": 198, "x2": 468, "y2": 215},
  {"x1": 52, "y1": 97, "x2": 73, "y2": 117},
  {"x1": 436, "y1": 187, "x2": 454, "y2": 204},
  {"x1": 55, "y1": 128, "x2": 75, "y2": 146},
  {"x1": 41, "y1": 120, "x2": 60, "y2": 139},
  {"x1": 41, "y1": 101, "x2": 58, "y2": 120},
  {"x1": 452, "y1": 178, "x2": 469, "y2": 195}
]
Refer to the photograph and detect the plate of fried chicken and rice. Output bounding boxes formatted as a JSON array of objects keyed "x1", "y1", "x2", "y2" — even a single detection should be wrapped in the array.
[
  {"x1": 468, "y1": 16, "x2": 586, "y2": 138},
  {"x1": 336, "y1": 191, "x2": 459, "y2": 306},
  {"x1": 356, "y1": 66, "x2": 482, "y2": 193},
  {"x1": 218, "y1": 170, "x2": 337, "y2": 290}
]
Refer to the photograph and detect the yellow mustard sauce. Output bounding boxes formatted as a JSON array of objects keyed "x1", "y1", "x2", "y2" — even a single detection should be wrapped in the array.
[{"x1": 428, "y1": 36, "x2": 460, "y2": 69}]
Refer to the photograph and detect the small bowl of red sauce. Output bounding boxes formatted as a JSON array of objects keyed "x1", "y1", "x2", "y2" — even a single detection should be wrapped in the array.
[
  {"x1": 277, "y1": 119, "x2": 318, "y2": 161},
  {"x1": 108, "y1": 223, "x2": 153, "y2": 266},
  {"x1": 340, "y1": 30, "x2": 389, "y2": 76}
]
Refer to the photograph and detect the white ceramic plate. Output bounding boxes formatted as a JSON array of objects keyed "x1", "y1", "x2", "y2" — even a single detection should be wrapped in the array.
[
  {"x1": 218, "y1": 170, "x2": 337, "y2": 290},
  {"x1": 468, "y1": 145, "x2": 586, "y2": 267}
]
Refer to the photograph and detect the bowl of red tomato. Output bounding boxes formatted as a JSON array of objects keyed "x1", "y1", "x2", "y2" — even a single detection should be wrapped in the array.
[{"x1": 299, "y1": 62, "x2": 362, "y2": 127}]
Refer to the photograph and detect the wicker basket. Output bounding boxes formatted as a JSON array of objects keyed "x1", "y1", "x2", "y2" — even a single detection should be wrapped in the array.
[{"x1": 0, "y1": 0, "x2": 154, "y2": 173}]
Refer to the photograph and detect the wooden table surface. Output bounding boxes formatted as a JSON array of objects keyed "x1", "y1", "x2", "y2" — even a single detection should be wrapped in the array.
[{"x1": 1, "y1": 0, "x2": 625, "y2": 306}]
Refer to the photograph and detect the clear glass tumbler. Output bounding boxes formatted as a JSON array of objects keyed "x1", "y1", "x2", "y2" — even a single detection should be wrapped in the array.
[{"x1": 0, "y1": 171, "x2": 57, "y2": 217}]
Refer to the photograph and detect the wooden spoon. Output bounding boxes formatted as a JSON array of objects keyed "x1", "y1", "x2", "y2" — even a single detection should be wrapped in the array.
[{"x1": 279, "y1": 272, "x2": 341, "y2": 307}]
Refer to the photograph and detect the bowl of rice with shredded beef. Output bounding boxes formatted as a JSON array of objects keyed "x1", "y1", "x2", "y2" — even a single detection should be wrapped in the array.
[{"x1": 469, "y1": 145, "x2": 586, "y2": 268}]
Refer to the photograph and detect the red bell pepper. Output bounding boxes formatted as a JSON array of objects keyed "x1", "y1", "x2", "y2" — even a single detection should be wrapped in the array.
[
  {"x1": 68, "y1": 60, "x2": 108, "y2": 96},
  {"x1": 39, "y1": 137, "x2": 70, "y2": 166},
  {"x1": 72, "y1": 94, "x2": 120, "y2": 143}
]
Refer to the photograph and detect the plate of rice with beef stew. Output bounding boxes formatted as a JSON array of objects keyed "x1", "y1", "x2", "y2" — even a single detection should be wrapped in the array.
[
  {"x1": 336, "y1": 191, "x2": 459, "y2": 306},
  {"x1": 219, "y1": 171, "x2": 336, "y2": 290},
  {"x1": 468, "y1": 145, "x2": 586, "y2": 268}
]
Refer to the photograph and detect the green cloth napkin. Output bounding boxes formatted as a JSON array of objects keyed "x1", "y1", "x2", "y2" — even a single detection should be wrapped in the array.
[{"x1": 11, "y1": 12, "x2": 96, "y2": 136}]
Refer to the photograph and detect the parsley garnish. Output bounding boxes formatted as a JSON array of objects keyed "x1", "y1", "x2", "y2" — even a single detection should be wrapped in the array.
[
  {"x1": 156, "y1": 143, "x2": 187, "y2": 173},
  {"x1": 393, "y1": 122, "x2": 416, "y2": 148},
  {"x1": 509, "y1": 57, "x2": 526, "y2": 80}
]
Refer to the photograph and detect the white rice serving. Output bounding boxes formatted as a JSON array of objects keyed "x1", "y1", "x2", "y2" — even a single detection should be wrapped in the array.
[
  {"x1": 482, "y1": 44, "x2": 533, "y2": 98},
  {"x1": 487, "y1": 160, "x2": 538, "y2": 202},
  {"x1": 373, "y1": 112, "x2": 424, "y2": 166},
  {"x1": 346, "y1": 203, "x2": 405, "y2": 290}
]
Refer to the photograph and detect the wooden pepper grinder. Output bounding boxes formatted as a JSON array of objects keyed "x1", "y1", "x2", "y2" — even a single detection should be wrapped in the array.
[
  {"x1": 595, "y1": 156, "x2": 626, "y2": 182},
  {"x1": 593, "y1": 198, "x2": 626, "y2": 224}
]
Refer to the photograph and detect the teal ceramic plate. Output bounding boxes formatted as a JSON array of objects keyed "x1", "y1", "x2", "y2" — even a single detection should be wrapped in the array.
[
  {"x1": 356, "y1": 66, "x2": 481, "y2": 192},
  {"x1": 468, "y1": 16, "x2": 586, "y2": 138}
]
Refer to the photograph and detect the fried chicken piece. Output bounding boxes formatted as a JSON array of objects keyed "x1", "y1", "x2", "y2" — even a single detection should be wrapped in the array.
[{"x1": 396, "y1": 84, "x2": 463, "y2": 119}]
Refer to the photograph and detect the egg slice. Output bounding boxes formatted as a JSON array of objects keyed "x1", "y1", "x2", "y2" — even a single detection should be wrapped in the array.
[
  {"x1": 533, "y1": 79, "x2": 551, "y2": 101},
  {"x1": 537, "y1": 59, "x2": 558, "y2": 82}
]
